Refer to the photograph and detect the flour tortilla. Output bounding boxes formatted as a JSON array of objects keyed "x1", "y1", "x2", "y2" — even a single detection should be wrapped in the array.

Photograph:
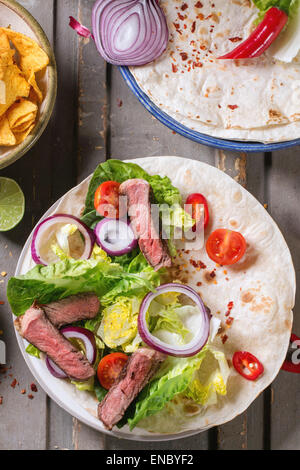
[
  {"x1": 130, "y1": 0, "x2": 300, "y2": 143},
  {"x1": 17, "y1": 156, "x2": 295, "y2": 437}
]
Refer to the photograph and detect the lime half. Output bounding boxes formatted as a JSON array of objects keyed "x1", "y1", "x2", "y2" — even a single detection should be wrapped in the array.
[{"x1": 0, "y1": 177, "x2": 25, "y2": 231}]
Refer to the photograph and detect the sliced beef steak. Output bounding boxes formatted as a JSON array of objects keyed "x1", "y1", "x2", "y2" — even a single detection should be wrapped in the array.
[
  {"x1": 119, "y1": 179, "x2": 172, "y2": 271},
  {"x1": 15, "y1": 304, "x2": 95, "y2": 381},
  {"x1": 98, "y1": 347, "x2": 166, "y2": 430},
  {"x1": 42, "y1": 293, "x2": 100, "y2": 328}
]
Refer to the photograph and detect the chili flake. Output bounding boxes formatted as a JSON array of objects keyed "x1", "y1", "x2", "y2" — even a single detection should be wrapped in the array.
[
  {"x1": 10, "y1": 378, "x2": 17, "y2": 388},
  {"x1": 30, "y1": 383, "x2": 38, "y2": 393},
  {"x1": 225, "y1": 301, "x2": 234, "y2": 317},
  {"x1": 229, "y1": 37, "x2": 243, "y2": 43},
  {"x1": 226, "y1": 317, "x2": 234, "y2": 327},
  {"x1": 221, "y1": 334, "x2": 228, "y2": 344}
]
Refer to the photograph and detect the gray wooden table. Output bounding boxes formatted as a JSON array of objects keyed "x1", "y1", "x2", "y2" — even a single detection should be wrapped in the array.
[{"x1": 0, "y1": 0, "x2": 299, "y2": 450}]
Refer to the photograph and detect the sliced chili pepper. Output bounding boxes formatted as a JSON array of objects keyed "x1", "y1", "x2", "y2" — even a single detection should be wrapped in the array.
[
  {"x1": 281, "y1": 333, "x2": 300, "y2": 374},
  {"x1": 233, "y1": 351, "x2": 264, "y2": 381},
  {"x1": 218, "y1": 7, "x2": 288, "y2": 59}
]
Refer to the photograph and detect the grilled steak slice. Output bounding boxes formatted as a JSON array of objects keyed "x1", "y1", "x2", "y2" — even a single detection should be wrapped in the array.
[
  {"x1": 119, "y1": 179, "x2": 172, "y2": 271},
  {"x1": 15, "y1": 304, "x2": 95, "y2": 381},
  {"x1": 42, "y1": 293, "x2": 100, "y2": 328},
  {"x1": 98, "y1": 348, "x2": 166, "y2": 430}
]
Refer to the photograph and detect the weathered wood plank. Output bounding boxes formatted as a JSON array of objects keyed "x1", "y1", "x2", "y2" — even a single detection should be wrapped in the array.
[
  {"x1": 0, "y1": 0, "x2": 57, "y2": 450},
  {"x1": 77, "y1": 0, "x2": 108, "y2": 182},
  {"x1": 0, "y1": 0, "x2": 298, "y2": 451},
  {"x1": 42, "y1": 0, "x2": 82, "y2": 450},
  {"x1": 265, "y1": 147, "x2": 300, "y2": 450},
  {"x1": 71, "y1": 0, "x2": 108, "y2": 450}
]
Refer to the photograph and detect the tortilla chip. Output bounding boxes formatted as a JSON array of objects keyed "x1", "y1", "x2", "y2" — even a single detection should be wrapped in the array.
[
  {"x1": 13, "y1": 122, "x2": 35, "y2": 145},
  {"x1": 6, "y1": 98, "x2": 37, "y2": 130},
  {"x1": 27, "y1": 70, "x2": 43, "y2": 102},
  {"x1": 0, "y1": 30, "x2": 14, "y2": 65},
  {"x1": 0, "y1": 64, "x2": 30, "y2": 117},
  {"x1": 0, "y1": 80, "x2": 5, "y2": 105},
  {"x1": 1, "y1": 28, "x2": 49, "y2": 102},
  {"x1": 28, "y1": 86, "x2": 40, "y2": 104},
  {"x1": 0, "y1": 114, "x2": 16, "y2": 146},
  {"x1": 13, "y1": 115, "x2": 36, "y2": 132}
]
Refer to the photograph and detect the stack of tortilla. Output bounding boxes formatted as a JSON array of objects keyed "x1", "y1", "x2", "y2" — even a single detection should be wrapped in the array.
[{"x1": 130, "y1": 0, "x2": 300, "y2": 143}]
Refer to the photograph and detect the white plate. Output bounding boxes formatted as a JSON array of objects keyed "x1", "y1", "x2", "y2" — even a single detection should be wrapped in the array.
[{"x1": 12, "y1": 157, "x2": 295, "y2": 441}]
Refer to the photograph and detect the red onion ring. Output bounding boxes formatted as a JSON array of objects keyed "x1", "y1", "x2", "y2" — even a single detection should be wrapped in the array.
[
  {"x1": 92, "y1": 0, "x2": 169, "y2": 65},
  {"x1": 46, "y1": 326, "x2": 97, "y2": 379},
  {"x1": 94, "y1": 218, "x2": 137, "y2": 256},
  {"x1": 138, "y1": 283, "x2": 211, "y2": 357},
  {"x1": 31, "y1": 214, "x2": 95, "y2": 266}
]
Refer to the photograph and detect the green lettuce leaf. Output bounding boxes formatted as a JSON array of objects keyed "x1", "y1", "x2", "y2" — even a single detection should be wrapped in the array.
[
  {"x1": 252, "y1": 0, "x2": 298, "y2": 17},
  {"x1": 94, "y1": 377, "x2": 108, "y2": 402},
  {"x1": 125, "y1": 345, "x2": 229, "y2": 430},
  {"x1": 127, "y1": 349, "x2": 208, "y2": 430},
  {"x1": 7, "y1": 257, "x2": 158, "y2": 317},
  {"x1": 98, "y1": 296, "x2": 141, "y2": 351},
  {"x1": 185, "y1": 348, "x2": 230, "y2": 406},
  {"x1": 71, "y1": 377, "x2": 95, "y2": 392},
  {"x1": 83, "y1": 160, "x2": 182, "y2": 220},
  {"x1": 101, "y1": 253, "x2": 161, "y2": 306},
  {"x1": 111, "y1": 247, "x2": 140, "y2": 270},
  {"x1": 147, "y1": 295, "x2": 190, "y2": 343},
  {"x1": 25, "y1": 343, "x2": 40, "y2": 358}
]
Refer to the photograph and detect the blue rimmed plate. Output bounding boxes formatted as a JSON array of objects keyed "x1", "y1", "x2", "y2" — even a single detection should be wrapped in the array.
[{"x1": 120, "y1": 66, "x2": 300, "y2": 153}]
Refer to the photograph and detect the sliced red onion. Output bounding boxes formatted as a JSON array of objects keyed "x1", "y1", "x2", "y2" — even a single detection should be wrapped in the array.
[
  {"x1": 45, "y1": 356, "x2": 68, "y2": 379},
  {"x1": 69, "y1": 16, "x2": 94, "y2": 39},
  {"x1": 31, "y1": 214, "x2": 95, "y2": 265},
  {"x1": 138, "y1": 283, "x2": 211, "y2": 357},
  {"x1": 94, "y1": 218, "x2": 137, "y2": 256},
  {"x1": 45, "y1": 326, "x2": 97, "y2": 380},
  {"x1": 92, "y1": 0, "x2": 169, "y2": 65}
]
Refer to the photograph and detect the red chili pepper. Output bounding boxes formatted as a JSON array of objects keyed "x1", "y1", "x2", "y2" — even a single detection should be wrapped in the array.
[
  {"x1": 218, "y1": 7, "x2": 288, "y2": 59},
  {"x1": 233, "y1": 351, "x2": 264, "y2": 381},
  {"x1": 281, "y1": 334, "x2": 300, "y2": 374}
]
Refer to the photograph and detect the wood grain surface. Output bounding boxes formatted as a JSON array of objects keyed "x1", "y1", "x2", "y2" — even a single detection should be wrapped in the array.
[{"x1": 0, "y1": 0, "x2": 298, "y2": 450}]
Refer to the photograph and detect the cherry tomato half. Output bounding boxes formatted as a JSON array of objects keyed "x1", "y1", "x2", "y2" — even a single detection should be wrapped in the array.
[
  {"x1": 94, "y1": 181, "x2": 124, "y2": 219},
  {"x1": 186, "y1": 193, "x2": 209, "y2": 231},
  {"x1": 233, "y1": 351, "x2": 264, "y2": 381},
  {"x1": 206, "y1": 228, "x2": 246, "y2": 265},
  {"x1": 97, "y1": 352, "x2": 128, "y2": 390}
]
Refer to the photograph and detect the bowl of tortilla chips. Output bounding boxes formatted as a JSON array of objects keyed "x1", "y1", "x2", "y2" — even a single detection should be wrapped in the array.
[{"x1": 0, "y1": 0, "x2": 57, "y2": 169}]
